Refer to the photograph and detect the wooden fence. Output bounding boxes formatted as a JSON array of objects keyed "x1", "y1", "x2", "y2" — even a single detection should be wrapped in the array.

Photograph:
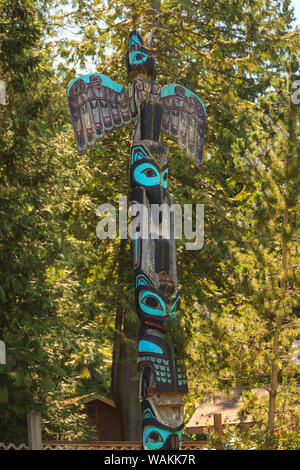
[
  {"x1": 42, "y1": 440, "x2": 208, "y2": 450},
  {"x1": 0, "y1": 440, "x2": 208, "y2": 451},
  {"x1": 0, "y1": 411, "x2": 209, "y2": 450},
  {"x1": 0, "y1": 442, "x2": 29, "y2": 450}
]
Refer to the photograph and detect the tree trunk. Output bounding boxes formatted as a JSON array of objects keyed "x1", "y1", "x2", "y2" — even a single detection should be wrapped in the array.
[
  {"x1": 266, "y1": 206, "x2": 288, "y2": 448},
  {"x1": 266, "y1": 315, "x2": 282, "y2": 448},
  {"x1": 111, "y1": 308, "x2": 141, "y2": 441},
  {"x1": 111, "y1": 239, "x2": 141, "y2": 441}
]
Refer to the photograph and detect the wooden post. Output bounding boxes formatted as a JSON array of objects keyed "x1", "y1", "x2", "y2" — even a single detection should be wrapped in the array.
[
  {"x1": 27, "y1": 411, "x2": 42, "y2": 450},
  {"x1": 0, "y1": 80, "x2": 5, "y2": 105},
  {"x1": 213, "y1": 413, "x2": 224, "y2": 450},
  {"x1": 0, "y1": 340, "x2": 6, "y2": 364}
]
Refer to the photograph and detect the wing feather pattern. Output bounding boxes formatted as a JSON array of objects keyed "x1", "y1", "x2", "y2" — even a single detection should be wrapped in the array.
[
  {"x1": 67, "y1": 73, "x2": 132, "y2": 155},
  {"x1": 160, "y1": 84, "x2": 206, "y2": 166}
]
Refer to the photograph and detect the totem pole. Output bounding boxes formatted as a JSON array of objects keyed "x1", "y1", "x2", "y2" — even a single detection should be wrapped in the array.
[{"x1": 67, "y1": 30, "x2": 206, "y2": 449}]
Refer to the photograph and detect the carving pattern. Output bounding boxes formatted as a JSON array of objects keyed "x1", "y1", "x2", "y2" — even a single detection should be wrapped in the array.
[{"x1": 67, "y1": 29, "x2": 206, "y2": 450}]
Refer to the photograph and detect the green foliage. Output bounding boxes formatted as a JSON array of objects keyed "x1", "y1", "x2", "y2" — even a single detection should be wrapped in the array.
[
  {"x1": 0, "y1": 0, "x2": 299, "y2": 447},
  {"x1": 0, "y1": 0, "x2": 111, "y2": 443},
  {"x1": 222, "y1": 383, "x2": 300, "y2": 450}
]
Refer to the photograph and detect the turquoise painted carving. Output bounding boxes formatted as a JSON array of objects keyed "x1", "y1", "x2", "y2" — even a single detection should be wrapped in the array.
[
  {"x1": 67, "y1": 29, "x2": 206, "y2": 450},
  {"x1": 138, "y1": 339, "x2": 164, "y2": 355},
  {"x1": 144, "y1": 427, "x2": 183, "y2": 450}
]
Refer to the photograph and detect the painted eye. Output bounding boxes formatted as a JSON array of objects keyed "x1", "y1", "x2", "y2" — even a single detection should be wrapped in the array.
[
  {"x1": 147, "y1": 431, "x2": 163, "y2": 444},
  {"x1": 161, "y1": 169, "x2": 168, "y2": 189},
  {"x1": 142, "y1": 168, "x2": 156, "y2": 178},
  {"x1": 140, "y1": 291, "x2": 166, "y2": 316},
  {"x1": 130, "y1": 51, "x2": 148, "y2": 65},
  {"x1": 133, "y1": 163, "x2": 160, "y2": 187},
  {"x1": 134, "y1": 53, "x2": 145, "y2": 61},
  {"x1": 143, "y1": 296, "x2": 159, "y2": 308}
]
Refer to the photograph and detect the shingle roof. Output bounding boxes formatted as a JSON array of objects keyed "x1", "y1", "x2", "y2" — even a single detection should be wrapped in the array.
[
  {"x1": 186, "y1": 387, "x2": 268, "y2": 433},
  {"x1": 63, "y1": 393, "x2": 116, "y2": 408}
]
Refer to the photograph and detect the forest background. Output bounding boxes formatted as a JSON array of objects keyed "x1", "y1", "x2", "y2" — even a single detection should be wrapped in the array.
[{"x1": 0, "y1": 0, "x2": 299, "y2": 450}]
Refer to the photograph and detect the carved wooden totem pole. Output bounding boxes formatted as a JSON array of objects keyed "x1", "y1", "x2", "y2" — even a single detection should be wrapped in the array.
[{"x1": 67, "y1": 30, "x2": 206, "y2": 449}]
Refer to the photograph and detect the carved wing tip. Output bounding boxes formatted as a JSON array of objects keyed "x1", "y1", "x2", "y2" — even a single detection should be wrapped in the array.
[
  {"x1": 67, "y1": 73, "x2": 132, "y2": 155},
  {"x1": 160, "y1": 83, "x2": 206, "y2": 165}
]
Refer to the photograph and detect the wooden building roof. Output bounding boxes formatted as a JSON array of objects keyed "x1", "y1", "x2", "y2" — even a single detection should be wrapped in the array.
[
  {"x1": 186, "y1": 387, "x2": 268, "y2": 434},
  {"x1": 63, "y1": 393, "x2": 116, "y2": 408}
]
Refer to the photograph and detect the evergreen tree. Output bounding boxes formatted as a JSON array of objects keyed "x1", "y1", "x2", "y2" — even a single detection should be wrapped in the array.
[
  {"x1": 0, "y1": 0, "x2": 298, "y2": 446},
  {"x1": 49, "y1": 0, "x2": 299, "y2": 443},
  {"x1": 0, "y1": 0, "x2": 103, "y2": 442}
]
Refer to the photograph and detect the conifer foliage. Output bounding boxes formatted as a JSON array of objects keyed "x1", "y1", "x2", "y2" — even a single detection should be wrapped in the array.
[{"x1": 0, "y1": 0, "x2": 299, "y2": 447}]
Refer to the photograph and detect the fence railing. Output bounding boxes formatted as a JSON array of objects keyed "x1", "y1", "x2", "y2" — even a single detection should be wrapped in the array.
[
  {"x1": 42, "y1": 440, "x2": 208, "y2": 450},
  {"x1": 0, "y1": 440, "x2": 208, "y2": 451},
  {"x1": 0, "y1": 411, "x2": 209, "y2": 450},
  {"x1": 0, "y1": 442, "x2": 29, "y2": 450}
]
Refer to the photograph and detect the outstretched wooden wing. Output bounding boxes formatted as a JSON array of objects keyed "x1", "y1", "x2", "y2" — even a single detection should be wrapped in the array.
[
  {"x1": 160, "y1": 84, "x2": 206, "y2": 166},
  {"x1": 67, "y1": 73, "x2": 132, "y2": 155}
]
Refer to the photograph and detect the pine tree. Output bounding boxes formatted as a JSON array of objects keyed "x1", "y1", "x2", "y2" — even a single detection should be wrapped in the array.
[
  {"x1": 217, "y1": 53, "x2": 299, "y2": 449},
  {"x1": 0, "y1": 0, "x2": 103, "y2": 442}
]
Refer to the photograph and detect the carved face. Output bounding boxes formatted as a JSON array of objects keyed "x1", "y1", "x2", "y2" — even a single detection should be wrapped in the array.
[
  {"x1": 144, "y1": 427, "x2": 183, "y2": 450},
  {"x1": 130, "y1": 145, "x2": 168, "y2": 204},
  {"x1": 141, "y1": 399, "x2": 184, "y2": 450},
  {"x1": 130, "y1": 158, "x2": 168, "y2": 204},
  {"x1": 135, "y1": 273, "x2": 180, "y2": 324},
  {"x1": 126, "y1": 30, "x2": 157, "y2": 79},
  {"x1": 129, "y1": 50, "x2": 150, "y2": 67},
  {"x1": 133, "y1": 161, "x2": 168, "y2": 189}
]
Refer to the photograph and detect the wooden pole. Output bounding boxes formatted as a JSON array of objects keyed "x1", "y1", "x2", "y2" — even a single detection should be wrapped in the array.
[
  {"x1": 27, "y1": 411, "x2": 42, "y2": 450},
  {"x1": 213, "y1": 413, "x2": 224, "y2": 450},
  {"x1": 0, "y1": 80, "x2": 5, "y2": 105},
  {"x1": 0, "y1": 340, "x2": 6, "y2": 364},
  {"x1": 67, "y1": 25, "x2": 206, "y2": 450},
  {"x1": 151, "y1": 0, "x2": 161, "y2": 39}
]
